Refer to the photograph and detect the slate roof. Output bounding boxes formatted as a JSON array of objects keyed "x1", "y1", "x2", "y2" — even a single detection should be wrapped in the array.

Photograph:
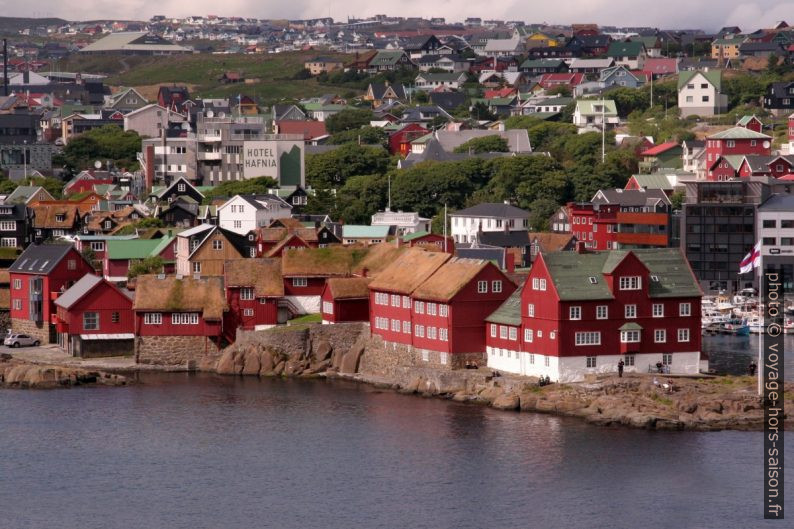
[
  {"x1": 628, "y1": 173, "x2": 675, "y2": 191},
  {"x1": 540, "y1": 248, "x2": 700, "y2": 301},
  {"x1": 708, "y1": 126, "x2": 771, "y2": 140},
  {"x1": 759, "y1": 193, "x2": 794, "y2": 211},
  {"x1": 342, "y1": 225, "x2": 391, "y2": 238},
  {"x1": 592, "y1": 188, "x2": 671, "y2": 207},
  {"x1": 428, "y1": 92, "x2": 467, "y2": 111},
  {"x1": 54, "y1": 274, "x2": 104, "y2": 309},
  {"x1": 486, "y1": 285, "x2": 523, "y2": 325},
  {"x1": 678, "y1": 70, "x2": 722, "y2": 91},
  {"x1": 478, "y1": 230, "x2": 531, "y2": 247},
  {"x1": 453, "y1": 203, "x2": 529, "y2": 218},
  {"x1": 575, "y1": 99, "x2": 618, "y2": 116},
  {"x1": 10, "y1": 243, "x2": 76, "y2": 274},
  {"x1": 606, "y1": 41, "x2": 645, "y2": 57}
]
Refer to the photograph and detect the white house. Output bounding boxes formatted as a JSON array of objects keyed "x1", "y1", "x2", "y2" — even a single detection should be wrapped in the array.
[
  {"x1": 677, "y1": 70, "x2": 728, "y2": 118},
  {"x1": 414, "y1": 72, "x2": 468, "y2": 91},
  {"x1": 371, "y1": 209, "x2": 431, "y2": 235},
  {"x1": 572, "y1": 99, "x2": 620, "y2": 130},
  {"x1": 217, "y1": 194, "x2": 293, "y2": 234},
  {"x1": 450, "y1": 202, "x2": 529, "y2": 244}
]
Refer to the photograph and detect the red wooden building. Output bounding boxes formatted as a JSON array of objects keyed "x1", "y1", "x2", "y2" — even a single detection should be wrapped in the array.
[
  {"x1": 485, "y1": 247, "x2": 703, "y2": 382},
  {"x1": 9, "y1": 244, "x2": 96, "y2": 344},
  {"x1": 388, "y1": 124, "x2": 428, "y2": 156},
  {"x1": 705, "y1": 127, "x2": 772, "y2": 180},
  {"x1": 224, "y1": 258, "x2": 283, "y2": 337},
  {"x1": 401, "y1": 231, "x2": 454, "y2": 253},
  {"x1": 281, "y1": 246, "x2": 362, "y2": 315},
  {"x1": 321, "y1": 277, "x2": 371, "y2": 323},
  {"x1": 54, "y1": 274, "x2": 135, "y2": 357},
  {"x1": 133, "y1": 275, "x2": 227, "y2": 353}
]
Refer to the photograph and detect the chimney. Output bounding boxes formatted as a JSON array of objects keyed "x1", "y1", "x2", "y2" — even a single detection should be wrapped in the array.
[
  {"x1": 505, "y1": 251, "x2": 515, "y2": 273},
  {"x1": 575, "y1": 241, "x2": 587, "y2": 254}
]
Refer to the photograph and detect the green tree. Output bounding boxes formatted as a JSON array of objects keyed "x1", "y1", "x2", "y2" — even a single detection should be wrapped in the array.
[
  {"x1": 53, "y1": 125, "x2": 143, "y2": 175},
  {"x1": 670, "y1": 190, "x2": 685, "y2": 210},
  {"x1": 0, "y1": 179, "x2": 18, "y2": 194},
  {"x1": 201, "y1": 176, "x2": 279, "y2": 203},
  {"x1": 470, "y1": 101, "x2": 497, "y2": 121},
  {"x1": 328, "y1": 126, "x2": 388, "y2": 147},
  {"x1": 527, "y1": 198, "x2": 560, "y2": 231},
  {"x1": 453, "y1": 135, "x2": 509, "y2": 154},
  {"x1": 325, "y1": 108, "x2": 375, "y2": 134},
  {"x1": 334, "y1": 173, "x2": 389, "y2": 223},
  {"x1": 128, "y1": 256, "x2": 165, "y2": 279},
  {"x1": 306, "y1": 144, "x2": 392, "y2": 189}
]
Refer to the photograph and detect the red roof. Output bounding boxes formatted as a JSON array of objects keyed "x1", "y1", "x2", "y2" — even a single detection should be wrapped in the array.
[
  {"x1": 538, "y1": 73, "x2": 585, "y2": 88},
  {"x1": 484, "y1": 87, "x2": 516, "y2": 99},
  {"x1": 641, "y1": 141, "x2": 680, "y2": 156},
  {"x1": 778, "y1": 174, "x2": 794, "y2": 181},
  {"x1": 642, "y1": 58, "x2": 679, "y2": 76},
  {"x1": 275, "y1": 120, "x2": 328, "y2": 140}
]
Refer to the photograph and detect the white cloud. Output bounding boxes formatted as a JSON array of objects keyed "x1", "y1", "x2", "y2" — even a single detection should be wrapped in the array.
[{"x1": 6, "y1": 0, "x2": 794, "y2": 31}]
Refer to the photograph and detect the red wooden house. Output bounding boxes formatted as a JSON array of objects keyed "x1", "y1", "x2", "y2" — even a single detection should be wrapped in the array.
[
  {"x1": 410, "y1": 257, "x2": 516, "y2": 366},
  {"x1": 321, "y1": 277, "x2": 371, "y2": 324},
  {"x1": 737, "y1": 155, "x2": 794, "y2": 179},
  {"x1": 402, "y1": 231, "x2": 454, "y2": 253},
  {"x1": 224, "y1": 258, "x2": 284, "y2": 338},
  {"x1": 369, "y1": 249, "x2": 451, "y2": 347},
  {"x1": 486, "y1": 247, "x2": 702, "y2": 382},
  {"x1": 736, "y1": 115, "x2": 763, "y2": 133},
  {"x1": 538, "y1": 73, "x2": 585, "y2": 89},
  {"x1": 280, "y1": 246, "x2": 362, "y2": 315},
  {"x1": 133, "y1": 275, "x2": 227, "y2": 363},
  {"x1": 54, "y1": 274, "x2": 135, "y2": 357},
  {"x1": 9, "y1": 243, "x2": 96, "y2": 344},
  {"x1": 705, "y1": 127, "x2": 772, "y2": 180},
  {"x1": 388, "y1": 124, "x2": 428, "y2": 156}
]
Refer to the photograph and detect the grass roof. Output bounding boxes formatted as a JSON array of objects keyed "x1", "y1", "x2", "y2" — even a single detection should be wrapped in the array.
[
  {"x1": 412, "y1": 257, "x2": 489, "y2": 302},
  {"x1": 368, "y1": 248, "x2": 450, "y2": 295},
  {"x1": 326, "y1": 277, "x2": 371, "y2": 299},
  {"x1": 281, "y1": 246, "x2": 368, "y2": 277},
  {"x1": 133, "y1": 275, "x2": 227, "y2": 320},
  {"x1": 225, "y1": 258, "x2": 283, "y2": 297},
  {"x1": 353, "y1": 242, "x2": 410, "y2": 277}
]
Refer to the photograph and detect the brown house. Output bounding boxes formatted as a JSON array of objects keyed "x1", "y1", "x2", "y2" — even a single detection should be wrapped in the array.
[{"x1": 175, "y1": 225, "x2": 251, "y2": 277}]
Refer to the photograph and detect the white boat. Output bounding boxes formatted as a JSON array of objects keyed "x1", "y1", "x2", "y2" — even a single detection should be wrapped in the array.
[{"x1": 748, "y1": 315, "x2": 765, "y2": 334}]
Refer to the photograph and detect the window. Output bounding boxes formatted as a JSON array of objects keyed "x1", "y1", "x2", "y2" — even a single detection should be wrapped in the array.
[
  {"x1": 178, "y1": 183, "x2": 186, "y2": 192},
  {"x1": 427, "y1": 303, "x2": 437, "y2": 316},
  {"x1": 212, "y1": 239, "x2": 223, "y2": 250},
  {"x1": 624, "y1": 354, "x2": 635, "y2": 366},
  {"x1": 415, "y1": 325, "x2": 425, "y2": 338},
  {"x1": 259, "y1": 298, "x2": 268, "y2": 305},
  {"x1": 172, "y1": 313, "x2": 199, "y2": 325},
  {"x1": 575, "y1": 332, "x2": 601, "y2": 345},
  {"x1": 477, "y1": 280, "x2": 488, "y2": 293},
  {"x1": 402, "y1": 296, "x2": 410, "y2": 308},
  {"x1": 619, "y1": 276, "x2": 641, "y2": 290},
  {"x1": 490, "y1": 324, "x2": 497, "y2": 337},
  {"x1": 13, "y1": 278, "x2": 21, "y2": 289},
  {"x1": 0, "y1": 237, "x2": 15, "y2": 247},
  {"x1": 527, "y1": 304, "x2": 535, "y2": 317},
  {"x1": 90, "y1": 241, "x2": 105, "y2": 252},
  {"x1": 679, "y1": 303, "x2": 691, "y2": 317},
  {"x1": 111, "y1": 312, "x2": 120, "y2": 324},
  {"x1": 403, "y1": 321, "x2": 410, "y2": 333},
  {"x1": 586, "y1": 356, "x2": 597, "y2": 368},
  {"x1": 233, "y1": 220, "x2": 242, "y2": 229},
  {"x1": 55, "y1": 214, "x2": 65, "y2": 223},
  {"x1": 0, "y1": 220, "x2": 15, "y2": 231},
  {"x1": 539, "y1": 279, "x2": 546, "y2": 290},
  {"x1": 243, "y1": 308, "x2": 254, "y2": 317},
  {"x1": 391, "y1": 295, "x2": 400, "y2": 307},
  {"x1": 596, "y1": 305, "x2": 608, "y2": 319},
  {"x1": 67, "y1": 259, "x2": 76, "y2": 270},
  {"x1": 439, "y1": 304, "x2": 448, "y2": 317},
  {"x1": 782, "y1": 220, "x2": 794, "y2": 229},
  {"x1": 492, "y1": 280, "x2": 502, "y2": 293},
  {"x1": 240, "y1": 287, "x2": 254, "y2": 300},
  {"x1": 524, "y1": 328, "x2": 533, "y2": 342},
  {"x1": 508, "y1": 327, "x2": 517, "y2": 341},
  {"x1": 701, "y1": 95, "x2": 709, "y2": 102},
  {"x1": 661, "y1": 353, "x2": 673, "y2": 366},
  {"x1": 654, "y1": 329, "x2": 666, "y2": 343},
  {"x1": 499, "y1": 326, "x2": 508, "y2": 339},
  {"x1": 677, "y1": 328, "x2": 690, "y2": 342},
  {"x1": 13, "y1": 299, "x2": 22, "y2": 310},
  {"x1": 652, "y1": 304, "x2": 664, "y2": 317},
  {"x1": 544, "y1": 356, "x2": 550, "y2": 367},
  {"x1": 292, "y1": 277, "x2": 308, "y2": 287},
  {"x1": 391, "y1": 319, "x2": 400, "y2": 332},
  {"x1": 620, "y1": 330, "x2": 640, "y2": 343},
  {"x1": 440, "y1": 328, "x2": 448, "y2": 341},
  {"x1": 763, "y1": 237, "x2": 776, "y2": 245},
  {"x1": 428, "y1": 326, "x2": 437, "y2": 339},
  {"x1": 414, "y1": 301, "x2": 424, "y2": 314},
  {"x1": 192, "y1": 262, "x2": 201, "y2": 274},
  {"x1": 83, "y1": 312, "x2": 99, "y2": 330},
  {"x1": 569, "y1": 306, "x2": 581, "y2": 320},
  {"x1": 625, "y1": 304, "x2": 637, "y2": 318},
  {"x1": 144, "y1": 313, "x2": 162, "y2": 325}
]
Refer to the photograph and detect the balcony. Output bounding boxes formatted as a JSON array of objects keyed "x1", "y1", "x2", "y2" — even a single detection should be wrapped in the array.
[
  {"x1": 197, "y1": 151, "x2": 222, "y2": 161},
  {"x1": 198, "y1": 133, "x2": 222, "y2": 142},
  {"x1": 615, "y1": 232, "x2": 669, "y2": 246}
]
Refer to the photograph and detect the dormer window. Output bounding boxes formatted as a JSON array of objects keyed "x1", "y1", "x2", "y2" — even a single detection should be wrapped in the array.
[
  {"x1": 619, "y1": 276, "x2": 641, "y2": 290},
  {"x1": 55, "y1": 214, "x2": 66, "y2": 222}
]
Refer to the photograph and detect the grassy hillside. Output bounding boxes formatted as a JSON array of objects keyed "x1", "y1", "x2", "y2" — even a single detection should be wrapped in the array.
[
  {"x1": 58, "y1": 50, "x2": 360, "y2": 104},
  {"x1": 0, "y1": 16, "x2": 67, "y2": 35}
]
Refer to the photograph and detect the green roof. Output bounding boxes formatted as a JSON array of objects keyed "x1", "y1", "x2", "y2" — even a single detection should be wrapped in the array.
[
  {"x1": 606, "y1": 41, "x2": 645, "y2": 58},
  {"x1": 370, "y1": 50, "x2": 407, "y2": 66},
  {"x1": 107, "y1": 239, "x2": 162, "y2": 260},
  {"x1": 520, "y1": 58, "x2": 565, "y2": 68},
  {"x1": 342, "y1": 225, "x2": 391, "y2": 238},
  {"x1": 678, "y1": 70, "x2": 722, "y2": 91},
  {"x1": 619, "y1": 322, "x2": 644, "y2": 331},
  {"x1": 541, "y1": 248, "x2": 700, "y2": 301},
  {"x1": 486, "y1": 285, "x2": 523, "y2": 325},
  {"x1": 629, "y1": 173, "x2": 673, "y2": 190},
  {"x1": 575, "y1": 99, "x2": 618, "y2": 116},
  {"x1": 708, "y1": 126, "x2": 770, "y2": 140},
  {"x1": 402, "y1": 230, "x2": 431, "y2": 242},
  {"x1": 736, "y1": 115, "x2": 759, "y2": 126},
  {"x1": 721, "y1": 154, "x2": 745, "y2": 170},
  {"x1": 471, "y1": 97, "x2": 514, "y2": 106},
  {"x1": 302, "y1": 102, "x2": 347, "y2": 111},
  {"x1": 149, "y1": 235, "x2": 176, "y2": 257}
]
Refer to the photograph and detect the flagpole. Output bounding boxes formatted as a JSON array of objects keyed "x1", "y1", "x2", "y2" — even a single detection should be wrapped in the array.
[{"x1": 757, "y1": 250, "x2": 763, "y2": 396}]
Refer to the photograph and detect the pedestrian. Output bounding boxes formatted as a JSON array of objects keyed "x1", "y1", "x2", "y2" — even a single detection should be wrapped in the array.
[
  {"x1": 617, "y1": 359, "x2": 624, "y2": 378},
  {"x1": 748, "y1": 361, "x2": 757, "y2": 376}
]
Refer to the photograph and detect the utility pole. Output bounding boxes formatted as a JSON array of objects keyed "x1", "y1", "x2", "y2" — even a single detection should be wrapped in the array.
[
  {"x1": 601, "y1": 98, "x2": 606, "y2": 163},
  {"x1": 650, "y1": 74, "x2": 653, "y2": 109}
]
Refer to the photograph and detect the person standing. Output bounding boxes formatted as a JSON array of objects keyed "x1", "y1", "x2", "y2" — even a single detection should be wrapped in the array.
[{"x1": 617, "y1": 359, "x2": 625, "y2": 378}]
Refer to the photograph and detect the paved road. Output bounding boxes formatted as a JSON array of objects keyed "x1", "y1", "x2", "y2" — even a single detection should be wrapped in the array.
[{"x1": 3, "y1": 344, "x2": 139, "y2": 370}]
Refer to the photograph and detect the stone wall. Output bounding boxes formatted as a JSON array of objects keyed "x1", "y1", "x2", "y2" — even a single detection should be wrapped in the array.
[
  {"x1": 235, "y1": 322, "x2": 366, "y2": 361},
  {"x1": 358, "y1": 334, "x2": 487, "y2": 377},
  {"x1": 135, "y1": 335, "x2": 223, "y2": 369},
  {"x1": 10, "y1": 318, "x2": 54, "y2": 344},
  {"x1": 0, "y1": 310, "x2": 10, "y2": 337}
]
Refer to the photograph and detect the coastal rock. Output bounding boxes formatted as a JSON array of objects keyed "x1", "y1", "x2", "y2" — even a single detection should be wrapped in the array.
[
  {"x1": 492, "y1": 393, "x2": 520, "y2": 410},
  {"x1": 216, "y1": 349, "x2": 241, "y2": 375},
  {"x1": 313, "y1": 340, "x2": 333, "y2": 362},
  {"x1": 340, "y1": 344, "x2": 364, "y2": 374},
  {"x1": 518, "y1": 392, "x2": 539, "y2": 411},
  {"x1": 259, "y1": 350, "x2": 275, "y2": 375},
  {"x1": 272, "y1": 360, "x2": 285, "y2": 376},
  {"x1": 241, "y1": 349, "x2": 261, "y2": 376},
  {"x1": 478, "y1": 386, "x2": 503, "y2": 404}
]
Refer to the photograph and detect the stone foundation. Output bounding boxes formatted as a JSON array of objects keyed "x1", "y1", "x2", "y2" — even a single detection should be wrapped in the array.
[
  {"x1": 358, "y1": 334, "x2": 486, "y2": 377},
  {"x1": 135, "y1": 335, "x2": 223, "y2": 369},
  {"x1": 10, "y1": 318, "x2": 54, "y2": 344}
]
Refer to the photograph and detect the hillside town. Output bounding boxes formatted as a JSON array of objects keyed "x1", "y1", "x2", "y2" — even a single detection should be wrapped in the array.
[{"x1": 1, "y1": 13, "x2": 794, "y2": 384}]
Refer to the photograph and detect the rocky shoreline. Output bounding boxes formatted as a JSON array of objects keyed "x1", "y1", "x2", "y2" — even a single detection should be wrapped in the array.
[{"x1": 0, "y1": 354, "x2": 129, "y2": 389}]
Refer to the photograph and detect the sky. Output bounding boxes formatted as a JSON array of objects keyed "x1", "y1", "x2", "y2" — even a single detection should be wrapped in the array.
[{"x1": 9, "y1": 0, "x2": 794, "y2": 32}]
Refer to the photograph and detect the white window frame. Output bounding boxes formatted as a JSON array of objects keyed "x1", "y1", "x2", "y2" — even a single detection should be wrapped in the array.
[
  {"x1": 619, "y1": 276, "x2": 641, "y2": 290},
  {"x1": 679, "y1": 303, "x2": 691, "y2": 317},
  {"x1": 144, "y1": 312, "x2": 162, "y2": 325},
  {"x1": 524, "y1": 328, "x2": 533, "y2": 342},
  {"x1": 83, "y1": 312, "x2": 99, "y2": 330},
  {"x1": 654, "y1": 329, "x2": 666, "y2": 343},
  {"x1": 586, "y1": 356, "x2": 597, "y2": 368},
  {"x1": 0, "y1": 220, "x2": 15, "y2": 231},
  {"x1": 527, "y1": 303, "x2": 535, "y2": 317},
  {"x1": 13, "y1": 278, "x2": 21, "y2": 289},
  {"x1": 569, "y1": 306, "x2": 581, "y2": 320},
  {"x1": 492, "y1": 280, "x2": 502, "y2": 293},
  {"x1": 292, "y1": 277, "x2": 308, "y2": 287},
  {"x1": 212, "y1": 239, "x2": 223, "y2": 250},
  {"x1": 508, "y1": 327, "x2": 517, "y2": 341},
  {"x1": 477, "y1": 280, "x2": 488, "y2": 293},
  {"x1": 625, "y1": 304, "x2": 637, "y2": 319},
  {"x1": 243, "y1": 308, "x2": 254, "y2": 317},
  {"x1": 575, "y1": 331, "x2": 601, "y2": 345},
  {"x1": 678, "y1": 328, "x2": 690, "y2": 342},
  {"x1": 240, "y1": 287, "x2": 254, "y2": 300},
  {"x1": 499, "y1": 325, "x2": 508, "y2": 339},
  {"x1": 490, "y1": 324, "x2": 497, "y2": 337},
  {"x1": 620, "y1": 330, "x2": 641, "y2": 343},
  {"x1": 596, "y1": 305, "x2": 608, "y2": 319},
  {"x1": 322, "y1": 301, "x2": 333, "y2": 315},
  {"x1": 652, "y1": 303, "x2": 664, "y2": 318},
  {"x1": 439, "y1": 304, "x2": 448, "y2": 317}
]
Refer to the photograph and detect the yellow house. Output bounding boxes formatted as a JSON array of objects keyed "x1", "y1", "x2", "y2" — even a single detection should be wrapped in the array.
[
  {"x1": 526, "y1": 32, "x2": 559, "y2": 49},
  {"x1": 711, "y1": 38, "x2": 742, "y2": 60}
]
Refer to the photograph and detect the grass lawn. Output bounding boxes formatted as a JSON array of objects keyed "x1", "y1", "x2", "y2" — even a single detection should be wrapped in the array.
[
  {"x1": 287, "y1": 313, "x2": 322, "y2": 325},
  {"x1": 57, "y1": 51, "x2": 361, "y2": 105}
]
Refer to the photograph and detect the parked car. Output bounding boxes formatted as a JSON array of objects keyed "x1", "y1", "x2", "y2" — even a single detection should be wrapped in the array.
[{"x1": 3, "y1": 333, "x2": 40, "y2": 347}]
